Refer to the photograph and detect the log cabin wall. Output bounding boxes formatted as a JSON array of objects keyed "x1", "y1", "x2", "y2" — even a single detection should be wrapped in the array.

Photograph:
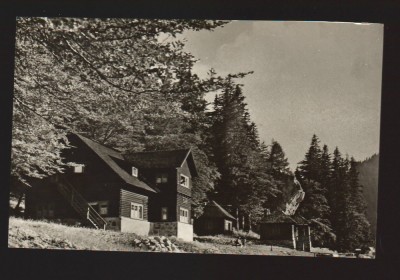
[
  {"x1": 119, "y1": 188, "x2": 149, "y2": 220},
  {"x1": 260, "y1": 223, "x2": 293, "y2": 240},
  {"x1": 176, "y1": 193, "x2": 191, "y2": 223},
  {"x1": 148, "y1": 193, "x2": 177, "y2": 222}
]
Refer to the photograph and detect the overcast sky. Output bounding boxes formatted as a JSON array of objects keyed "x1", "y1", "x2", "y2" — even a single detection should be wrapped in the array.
[{"x1": 181, "y1": 21, "x2": 383, "y2": 170}]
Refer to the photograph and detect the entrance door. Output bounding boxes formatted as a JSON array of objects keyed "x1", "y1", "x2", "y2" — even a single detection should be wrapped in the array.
[{"x1": 296, "y1": 225, "x2": 310, "y2": 252}]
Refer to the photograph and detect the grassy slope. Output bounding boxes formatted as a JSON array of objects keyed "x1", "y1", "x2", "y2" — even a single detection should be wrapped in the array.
[
  {"x1": 9, "y1": 217, "x2": 142, "y2": 251},
  {"x1": 8, "y1": 217, "x2": 319, "y2": 256}
]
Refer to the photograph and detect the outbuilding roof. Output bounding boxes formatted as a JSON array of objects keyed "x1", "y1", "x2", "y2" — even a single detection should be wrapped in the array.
[
  {"x1": 200, "y1": 200, "x2": 236, "y2": 220},
  {"x1": 73, "y1": 134, "x2": 156, "y2": 193},
  {"x1": 261, "y1": 211, "x2": 309, "y2": 225}
]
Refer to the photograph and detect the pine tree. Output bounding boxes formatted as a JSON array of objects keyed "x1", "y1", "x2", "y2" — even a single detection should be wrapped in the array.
[
  {"x1": 357, "y1": 154, "x2": 379, "y2": 239},
  {"x1": 327, "y1": 148, "x2": 371, "y2": 252},
  {"x1": 297, "y1": 134, "x2": 322, "y2": 181},
  {"x1": 328, "y1": 147, "x2": 349, "y2": 250},
  {"x1": 297, "y1": 135, "x2": 334, "y2": 247},
  {"x1": 342, "y1": 157, "x2": 372, "y2": 251},
  {"x1": 319, "y1": 144, "x2": 331, "y2": 186},
  {"x1": 268, "y1": 140, "x2": 291, "y2": 177},
  {"x1": 264, "y1": 140, "x2": 291, "y2": 211}
]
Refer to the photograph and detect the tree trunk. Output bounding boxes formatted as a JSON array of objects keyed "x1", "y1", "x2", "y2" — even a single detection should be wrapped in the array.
[
  {"x1": 247, "y1": 214, "x2": 252, "y2": 232},
  {"x1": 235, "y1": 207, "x2": 240, "y2": 230}
]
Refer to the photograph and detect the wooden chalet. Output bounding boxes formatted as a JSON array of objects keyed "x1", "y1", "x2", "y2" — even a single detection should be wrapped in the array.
[
  {"x1": 259, "y1": 211, "x2": 311, "y2": 251},
  {"x1": 24, "y1": 133, "x2": 197, "y2": 241},
  {"x1": 194, "y1": 200, "x2": 236, "y2": 236}
]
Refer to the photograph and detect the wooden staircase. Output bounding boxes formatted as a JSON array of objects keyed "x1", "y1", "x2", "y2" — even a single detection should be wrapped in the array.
[{"x1": 51, "y1": 175, "x2": 107, "y2": 230}]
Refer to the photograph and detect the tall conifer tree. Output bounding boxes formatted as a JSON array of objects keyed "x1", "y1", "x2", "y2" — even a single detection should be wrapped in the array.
[
  {"x1": 297, "y1": 135, "x2": 334, "y2": 247},
  {"x1": 297, "y1": 134, "x2": 322, "y2": 181},
  {"x1": 341, "y1": 157, "x2": 372, "y2": 251},
  {"x1": 210, "y1": 82, "x2": 277, "y2": 229},
  {"x1": 268, "y1": 140, "x2": 291, "y2": 177}
]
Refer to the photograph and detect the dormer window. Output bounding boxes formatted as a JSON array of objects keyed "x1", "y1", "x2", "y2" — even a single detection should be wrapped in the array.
[
  {"x1": 180, "y1": 174, "x2": 189, "y2": 188},
  {"x1": 73, "y1": 164, "x2": 85, "y2": 173},
  {"x1": 131, "y1": 167, "x2": 138, "y2": 177}
]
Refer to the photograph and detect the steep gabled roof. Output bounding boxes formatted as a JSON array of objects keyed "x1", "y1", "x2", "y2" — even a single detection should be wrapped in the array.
[
  {"x1": 126, "y1": 148, "x2": 198, "y2": 177},
  {"x1": 261, "y1": 211, "x2": 309, "y2": 225},
  {"x1": 200, "y1": 200, "x2": 236, "y2": 220},
  {"x1": 74, "y1": 134, "x2": 156, "y2": 193}
]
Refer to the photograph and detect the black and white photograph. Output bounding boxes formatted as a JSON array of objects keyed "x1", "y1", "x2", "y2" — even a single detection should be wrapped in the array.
[{"x1": 8, "y1": 18, "x2": 382, "y2": 258}]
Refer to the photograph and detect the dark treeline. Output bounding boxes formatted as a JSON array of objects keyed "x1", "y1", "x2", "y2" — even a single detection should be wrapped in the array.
[
  {"x1": 357, "y1": 154, "x2": 379, "y2": 239},
  {"x1": 296, "y1": 135, "x2": 373, "y2": 251},
  {"x1": 11, "y1": 18, "x2": 372, "y2": 252}
]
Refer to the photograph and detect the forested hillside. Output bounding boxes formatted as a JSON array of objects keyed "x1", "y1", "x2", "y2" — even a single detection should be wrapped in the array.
[
  {"x1": 357, "y1": 154, "x2": 379, "y2": 238},
  {"x1": 296, "y1": 135, "x2": 373, "y2": 251}
]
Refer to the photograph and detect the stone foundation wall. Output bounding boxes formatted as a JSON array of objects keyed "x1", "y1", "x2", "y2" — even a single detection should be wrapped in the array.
[
  {"x1": 150, "y1": 222, "x2": 178, "y2": 237},
  {"x1": 150, "y1": 222, "x2": 193, "y2": 242},
  {"x1": 120, "y1": 217, "x2": 151, "y2": 236}
]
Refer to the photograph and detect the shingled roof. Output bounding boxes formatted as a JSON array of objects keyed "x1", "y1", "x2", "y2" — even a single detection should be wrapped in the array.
[
  {"x1": 74, "y1": 134, "x2": 156, "y2": 193},
  {"x1": 261, "y1": 211, "x2": 309, "y2": 225},
  {"x1": 126, "y1": 148, "x2": 198, "y2": 177},
  {"x1": 200, "y1": 200, "x2": 236, "y2": 220}
]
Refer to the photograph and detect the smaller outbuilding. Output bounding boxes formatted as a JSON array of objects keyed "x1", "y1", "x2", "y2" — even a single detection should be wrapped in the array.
[
  {"x1": 194, "y1": 200, "x2": 236, "y2": 236},
  {"x1": 259, "y1": 211, "x2": 311, "y2": 252}
]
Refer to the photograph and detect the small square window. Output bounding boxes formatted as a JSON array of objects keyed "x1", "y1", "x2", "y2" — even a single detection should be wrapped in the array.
[
  {"x1": 131, "y1": 167, "x2": 138, "y2": 177},
  {"x1": 156, "y1": 173, "x2": 168, "y2": 184},
  {"x1": 99, "y1": 202, "x2": 108, "y2": 215},
  {"x1": 73, "y1": 164, "x2": 85, "y2": 173}
]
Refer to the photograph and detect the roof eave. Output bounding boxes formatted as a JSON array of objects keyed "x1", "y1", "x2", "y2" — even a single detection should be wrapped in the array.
[{"x1": 125, "y1": 182, "x2": 157, "y2": 193}]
